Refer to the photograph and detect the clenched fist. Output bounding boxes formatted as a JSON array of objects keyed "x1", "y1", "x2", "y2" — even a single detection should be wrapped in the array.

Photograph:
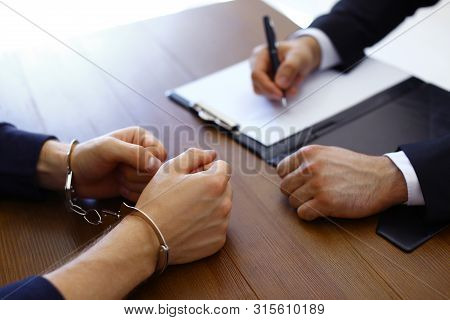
[{"x1": 277, "y1": 145, "x2": 407, "y2": 220}]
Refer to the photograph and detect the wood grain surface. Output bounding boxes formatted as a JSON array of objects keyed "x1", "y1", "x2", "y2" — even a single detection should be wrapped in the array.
[{"x1": 0, "y1": 0, "x2": 448, "y2": 299}]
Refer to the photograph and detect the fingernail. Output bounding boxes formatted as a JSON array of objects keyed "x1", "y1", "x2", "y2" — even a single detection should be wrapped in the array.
[{"x1": 147, "y1": 157, "x2": 161, "y2": 172}]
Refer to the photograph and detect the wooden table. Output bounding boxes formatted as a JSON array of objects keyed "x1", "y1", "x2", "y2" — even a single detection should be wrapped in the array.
[{"x1": 0, "y1": 0, "x2": 448, "y2": 299}]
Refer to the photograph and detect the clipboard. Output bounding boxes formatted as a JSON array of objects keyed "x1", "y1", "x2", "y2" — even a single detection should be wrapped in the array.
[
  {"x1": 167, "y1": 60, "x2": 450, "y2": 252},
  {"x1": 166, "y1": 60, "x2": 422, "y2": 166}
]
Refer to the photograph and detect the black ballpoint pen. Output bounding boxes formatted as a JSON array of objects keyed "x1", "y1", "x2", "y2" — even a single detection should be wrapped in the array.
[{"x1": 263, "y1": 15, "x2": 287, "y2": 107}]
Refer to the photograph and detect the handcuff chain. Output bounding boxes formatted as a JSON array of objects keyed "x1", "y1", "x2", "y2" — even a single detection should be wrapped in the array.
[{"x1": 64, "y1": 139, "x2": 121, "y2": 226}]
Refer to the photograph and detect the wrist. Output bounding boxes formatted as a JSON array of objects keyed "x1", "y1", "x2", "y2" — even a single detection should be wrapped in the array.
[
  {"x1": 45, "y1": 214, "x2": 161, "y2": 299},
  {"x1": 119, "y1": 214, "x2": 160, "y2": 280},
  {"x1": 37, "y1": 140, "x2": 69, "y2": 190},
  {"x1": 378, "y1": 156, "x2": 408, "y2": 207}
]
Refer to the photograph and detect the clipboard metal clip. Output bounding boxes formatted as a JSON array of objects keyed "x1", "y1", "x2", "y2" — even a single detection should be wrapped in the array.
[
  {"x1": 166, "y1": 91, "x2": 240, "y2": 133},
  {"x1": 194, "y1": 103, "x2": 240, "y2": 133}
]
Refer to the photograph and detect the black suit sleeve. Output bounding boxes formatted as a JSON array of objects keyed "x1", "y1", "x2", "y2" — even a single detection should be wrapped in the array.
[
  {"x1": 310, "y1": 0, "x2": 439, "y2": 70},
  {"x1": 0, "y1": 123, "x2": 56, "y2": 198},
  {"x1": 0, "y1": 276, "x2": 64, "y2": 300},
  {"x1": 400, "y1": 134, "x2": 450, "y2": 223}
]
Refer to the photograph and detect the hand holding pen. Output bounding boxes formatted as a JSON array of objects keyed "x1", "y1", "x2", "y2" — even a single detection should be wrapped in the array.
[{"x1": 250, "y1": 16, "x2": 321, "y2": 103}]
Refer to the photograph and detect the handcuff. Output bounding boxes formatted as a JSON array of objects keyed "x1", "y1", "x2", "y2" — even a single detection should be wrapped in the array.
[{"x1": 64, "y1": 139, "x2": 169, "y2": 276}]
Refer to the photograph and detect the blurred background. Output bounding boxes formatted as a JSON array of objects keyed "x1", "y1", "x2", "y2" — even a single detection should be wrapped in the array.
[{"x1": 0, "y1": 0, "x2": 449, "y2": 89}]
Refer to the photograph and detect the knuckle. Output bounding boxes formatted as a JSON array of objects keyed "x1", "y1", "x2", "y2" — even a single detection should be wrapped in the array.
[
  {"x1": 184, "y1": 147, "x2": 199, "y2": 160},
  {"x1": 306, "y1": 162, "x2": 320, "y2": 174},
  {"x1": 186, "y1": 147, "x2": 197, "y2": 155},
  {"x1": 220, "y1": 198, "x2": 232, "y2": 216},
  {"x1": 280, "y1": 179, "x2": 292, "y2": 195},
  {"x1": 309, "y1": 177, "x2": 322, "y2": 190},
  {"x1": 298, "y1": 163, "x2": 311, "y2": 176},
  {"x1": 305, "y1": 144, "x2": 322, "y2": 154},
  {"x1": 160, "y1": 160, "x2": 172, "y2": 172},
  {"x1": 251, "y1": 71, "x2": 261, "y2": 82},
  {"x1": 103, "y1": 136, "x2": 116, "y2": 145},
  {"x1": 136, "y1": 144, "x2": 145, "y2": 155},
  {"x1": 101, "y1": 136, "x2": 117, "y2": 150},
  {"x1": 218, "y1": 220, "x2": 229, "y2": 235},
  {"x1": 252, "y1": 44, "x2": 266, "y2": 55},
  {"x1": 207, "y1": 176, "x2": 227, "y2": 196},
  {"x1": 317, "y1": 193, "x2": 332, "y2": 207},
  {"x1": 276, "y1": 161, "x2": 285, "y2": 176},
  {"x1": 218, "y1": 234, "x2": 227, "y2": 248},
  {"x1": 282, "y1": 62, "x2": 297, "y2": 73},
  {"x1": 217, "y1": 160, "x2": 231, "y2": 175}
]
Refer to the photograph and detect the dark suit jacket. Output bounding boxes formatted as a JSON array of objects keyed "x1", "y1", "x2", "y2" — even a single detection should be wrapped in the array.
[
  {"x1": 310, "y1": 0, "x2": 449, "y2": 223},
  {"x1": 0, "y1": 123, "x2": 63, "y2": 299},
  {"x1": 310, "y1": 0, "x2": 439, "y2": 70}
]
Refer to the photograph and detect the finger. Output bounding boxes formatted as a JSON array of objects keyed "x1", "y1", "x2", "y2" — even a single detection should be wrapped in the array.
[
  {"x1": 285, "y1": 74, "x2": 304, "y2": 97},
  {"x1": 297, "y1": 199, "x2": 322, "y2": 221},
  {"x1": 169, "y1": 148, "x2": 217, "y2": 173},
  {"x1": 253, "y1": 80, "x2": 282, "y2": 100},
  {"x1": 224, "y1": 181, "x2": 233, "y2": 200},
  {"x1": 120, "y1": 179, "x2": 148, "y2": 193},
  {"x1": 141, "y1": 134, "x2": 167, "y2": 162},
  {"x1": 280, "y1": 164, "x2": 309, "y2": 196},
  {"x1": 114, "y1": 126, "x2": 167, "y2": 162},
  {"x1": 191, "y1": 160, "x2": 214, "y2": 174},
  {"x1": 275, "y1": 50, "x2": 305, "y2": 90},
  {"x1": 146, "y1": 156, "x2": 162, "y2": 176},
  {"x1": 200, "y1": 160, "x2": 232, "y2": 195},
  {"x1": 119, "y1": 187, "x2": 141, "y2": 203},
  {"x1": 288, "y1": 183, "x2": 315, "y2": 209},
  {"x1": 118, "y1": 165, "x2": 153, "y2": 183},
  {"x1": 252, "y1": 70, "x2": 283, "y2": 99},
  {"x1": 214, "y1": 182, "x2": 233, "y2": 221},
  {"x1": 277, "y1": 147, "x2": 307, "y2": 178},
  {"x1": 250, "y1": 47, "x2": 283, "y2": 99},
  {"x1": 202, "y1": 160, "x2": 231, "y2": 182},
  {"x1": 106, "y1": 138, "x2": 162, "y2": 175}
]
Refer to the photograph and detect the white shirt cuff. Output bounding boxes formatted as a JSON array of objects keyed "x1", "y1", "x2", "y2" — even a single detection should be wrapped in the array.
[
  {"x1": 385, "y1": 151, "x2": 425, "y2": 206},
  {"x1": 289, "y1": 28, "x2": 341, "y2": 70}
]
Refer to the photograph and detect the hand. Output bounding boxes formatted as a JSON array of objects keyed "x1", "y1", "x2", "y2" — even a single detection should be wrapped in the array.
[
  {"x1": 250, "y1": 36, "x2": 321, "y2": 100},
  {"x1": 277, "y1": 145, "x2": 407, "y2": 221},
  {"x1": 136, "y1": 148, "x2": 232, "y2": 265},
  {"x1": 37, "y1": 126, "x2": 167, "y2": 202},
  {"x1": 44, "y1": 147, "x2": 232, "y2": 299}
]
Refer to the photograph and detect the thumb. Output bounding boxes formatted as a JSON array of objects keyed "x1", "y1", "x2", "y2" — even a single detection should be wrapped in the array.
[
  {"x1": 202, "y1": 159, "x2": 231, "y2": 180},
  {"x1": 105, "y1": 138, "x2": 158, "y2": 174},
  {"x1": 297, "y1": 199, "x2": 322, "y2": 221},
  {"x1": 275, "y1": 50, "x2": 304, "y2": 90},
  {"x1": 169, "y1": 148, "x2": 217, "y2": 173}
]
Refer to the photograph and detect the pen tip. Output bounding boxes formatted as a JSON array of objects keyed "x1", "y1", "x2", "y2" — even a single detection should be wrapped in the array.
[{"x1": 281, "y1": 97, "x2": 287, "y2": 107}]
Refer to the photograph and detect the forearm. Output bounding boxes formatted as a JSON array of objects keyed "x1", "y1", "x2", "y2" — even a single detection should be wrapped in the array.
[{"x1": 44, "y1": 215, "x2": 159, "y2": 299}]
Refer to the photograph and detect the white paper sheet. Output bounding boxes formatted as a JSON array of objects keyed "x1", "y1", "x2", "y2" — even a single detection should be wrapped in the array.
[
  {"x1": 172, "y1": 58, "x2": 410, "y2": 146},
  {"x1": 366, "y1": 1, "x2": 450, "y2": 91}
]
